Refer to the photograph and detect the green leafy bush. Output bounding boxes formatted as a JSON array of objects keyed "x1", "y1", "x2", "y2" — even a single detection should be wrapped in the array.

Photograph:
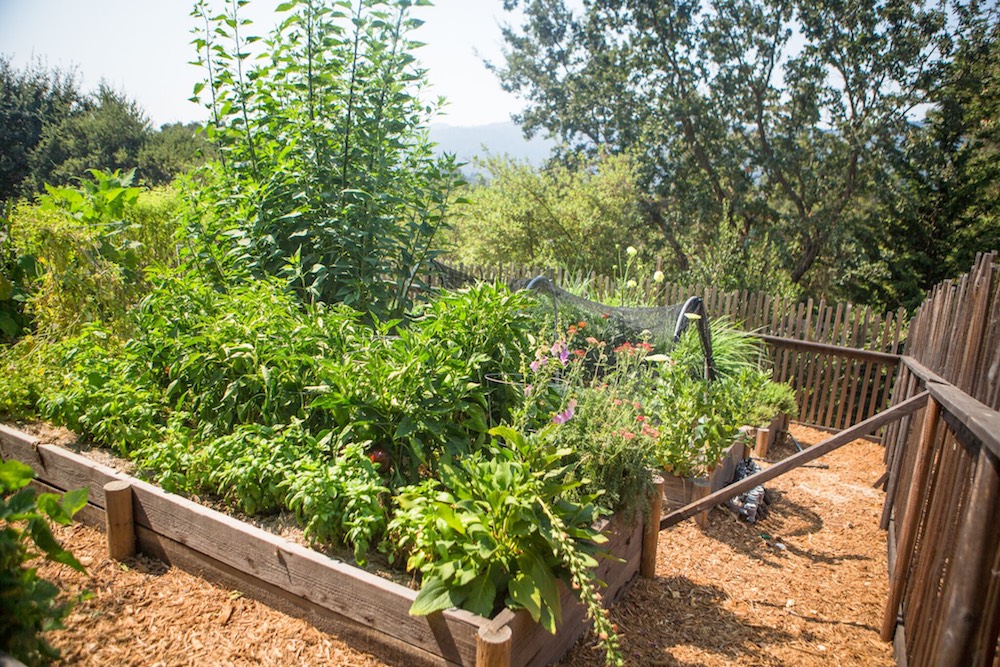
[
  {"x1": 389, "y1": 424, "x2": 622, "y2": 666},
  {"x1": 189, "y1": 0, "x2": 460, "y2": 320},
  {"x1": 449, "y1": 153, "x2": 656, "y2": 277},
  {"x1": 1, "y1": 460, "x2": 87, "y2": 666},
  {"x1": 283, "y1": 436, "x2": 389, "y2": 564},
  {"x1": 9, "y1": 169, "x2": 180, "y2": 337}
]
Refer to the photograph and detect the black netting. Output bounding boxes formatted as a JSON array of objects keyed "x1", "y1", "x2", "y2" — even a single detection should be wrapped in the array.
[{"x1": 428, "y1": 262, "x2": 717, "y2": 380}]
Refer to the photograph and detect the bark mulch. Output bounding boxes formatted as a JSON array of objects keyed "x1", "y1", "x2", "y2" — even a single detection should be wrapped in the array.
[{"x1": 35, "y1": 423, "x2": 895, "y2": 666}]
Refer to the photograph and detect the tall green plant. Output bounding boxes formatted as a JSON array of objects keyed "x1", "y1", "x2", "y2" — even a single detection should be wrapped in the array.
[{"x1": 190, "y1": 0, "x2": 460, "y2": 319}]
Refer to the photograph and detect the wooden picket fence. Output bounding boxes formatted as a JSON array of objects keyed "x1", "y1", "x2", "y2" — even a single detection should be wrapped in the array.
[
  {"x1": 432, "y1": 261, "x2": 907, "y2": 434},
  {"x1": 878, "y1": 251, "x2": 1000, "y2": 666}
]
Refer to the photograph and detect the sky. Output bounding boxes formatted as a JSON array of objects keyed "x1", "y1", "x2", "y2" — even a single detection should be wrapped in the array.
[{"x1": 0, "y1": 0, "x2": 527, "y2": 128}]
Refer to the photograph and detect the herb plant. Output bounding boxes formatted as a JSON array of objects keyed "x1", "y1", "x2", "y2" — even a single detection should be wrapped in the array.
[{"x1": 390, "y1": 424, "x2": 622, "y2": 666}]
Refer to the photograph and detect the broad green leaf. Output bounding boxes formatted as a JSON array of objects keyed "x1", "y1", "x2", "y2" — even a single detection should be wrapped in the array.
[
  {"x1": 0, "y1": 459, "x2": 35, "y2": 492},
  {"x1": 410, "y1": 576, "x2": 463, "y2": 616},
  {"x1": 461, "y1": 570, "x2": 497, "y2": 617},
  {"x1": 508, "y1": 573, "x2": 543, "y2": 622}
]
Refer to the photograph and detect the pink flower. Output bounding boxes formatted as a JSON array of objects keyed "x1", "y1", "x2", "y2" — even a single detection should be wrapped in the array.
[
  {"x1": 523, "y1": 384, "x2": 534, "y2": 396},
  {"x1": 552, "y1": 399, "x2": 578, "y2": 425},
  {"x1": 621, "y1": 430, "x2": 636, "y2": 440},
  {"x1": 550, "y1": 341, "x2": 570, "y2": 365},
  {"x1": 530, "y1": 356, "x2": 547, "y2": 373}
]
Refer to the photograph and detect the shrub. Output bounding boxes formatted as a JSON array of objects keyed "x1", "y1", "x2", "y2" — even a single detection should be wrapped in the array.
[{"x1": 449, "y1": 153, "x2": 656, "y2": 277}]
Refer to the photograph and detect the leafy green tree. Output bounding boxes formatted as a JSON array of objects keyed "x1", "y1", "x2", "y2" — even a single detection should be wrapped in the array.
[
  {"x1": 137, "y1": 122, "x2": 217, "y2": 186},
  {"x1": 26, "y1": 84, "x2": 151, "y2": 192},
  {"x1": 450, "y1": 152, "x2": 656, "y2": 275},
  {"x1": 497, "y1": 0, "x2": 952, "y2": 294},
  {"x1": 189, "y1": 0, "x2": 460, "y2": 320},
  {"x1": 838, "y1": 4, "x2": 1000, "y2": 310},
  {"x1": 0, "y1": 57, "x2": 81, "y2": 202}
]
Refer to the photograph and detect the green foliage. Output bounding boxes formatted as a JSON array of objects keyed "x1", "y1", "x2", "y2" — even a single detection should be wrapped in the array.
[
  {"x1": 137, "y1": 123, "x2": 217, "y2": 186},
  {"x1": 450, "y1": 153, "x2": 655, "y2": 276},
  {"x1": 189, "y1": 0, "x2": 461, "y2": 320},
  {"x1": 9, "y1": 169, "x2": 179, "y2": 336},
  {"x1": 0, "y1": 459, "x2": 87, "y2": 666},
  {"x1": 389, "y1": 424, "x2": 622, "y2": 666},
  {"x1": 310, "y1": 283, "x2": 535, "y2": 486},
  {"x1": 26, "y1": 84, "x2": 151, "y2": 193},
  {"x1": 671, "y1": 317, "x2": 763, "y2": 381},
  {"x1": 0, "y1": 206, "x2": 34, "y2": 341},
  {"x1": 837, "y1": 9, "x2": 1000, "y2": 311},
  {"x1": 498, "y1": 0, "x2": 958, "y2": 296},
  {"x1": 0, "y1": 56, "x2": 81, "y2": 202},
  {"x1": 283, "y1": 435, "x2": 389, "y2": 563}
]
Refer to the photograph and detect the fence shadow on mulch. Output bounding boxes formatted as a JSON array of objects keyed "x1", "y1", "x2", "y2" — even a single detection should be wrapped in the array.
[
  {"x1": 583, "y1": 575, "x2": 797, "y2": 667},
  {"x1": 698, "y1": 492, "x2": 874, "y2": 570}
]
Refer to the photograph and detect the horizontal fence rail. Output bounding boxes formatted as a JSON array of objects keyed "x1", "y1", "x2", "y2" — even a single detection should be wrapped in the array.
[
  {"x1": 433, "y1": 261, "x2": 908, "y2": 433},
  {"x1": 881, "y1": 251, "x2": 1000, "y2": 667}
]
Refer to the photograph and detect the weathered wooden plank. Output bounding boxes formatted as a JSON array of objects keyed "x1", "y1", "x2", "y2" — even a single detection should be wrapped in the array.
[
  {"x1": 903, "y1": 357, "x2": 1000, "y2": 461},
  {"x1": 660, "y1": 391, "x2": 930, "y2": 530},
  {"x1": 934, "y1": 448, "x2": 1000, "y2": 665},
  {"x1": 882, "y1": 398, "x2": 941, "y2": 641},
  {"x1": 755, "y1": 334, "x2": 902, "y2": 364}
]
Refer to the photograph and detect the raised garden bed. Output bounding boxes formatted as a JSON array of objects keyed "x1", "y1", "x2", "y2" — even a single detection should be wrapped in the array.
[{"x1": 0, "y1": 423, "x2": 659, "y2": 667}]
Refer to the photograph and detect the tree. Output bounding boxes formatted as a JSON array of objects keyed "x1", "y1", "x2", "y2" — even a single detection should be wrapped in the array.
[
  {"x1": 137, "y1": 122, "x2": 217, "y2": 186},
  {"x1": 497, "y1": 0, "x2": 952, "y2": 294},
  {"x1": 0, "y1": 57, "x2": 81, "y2": 201},
  {"x1": 26, "y1": 84, "x2": 151, "y2": 192},
  {"x1": 837, "y1": 3, "x2": 1000, "y2": 310},
  {"x1": 450, "y1": 153, "x2": 656, "y2": 276}
]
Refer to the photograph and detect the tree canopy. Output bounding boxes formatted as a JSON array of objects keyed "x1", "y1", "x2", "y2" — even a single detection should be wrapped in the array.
[
  {"x1": 496, "y1": 0, "x2": 997, "y2": 307},
  {"x1": 0, "y1": 58, "x2": 213, "y2": 201}
]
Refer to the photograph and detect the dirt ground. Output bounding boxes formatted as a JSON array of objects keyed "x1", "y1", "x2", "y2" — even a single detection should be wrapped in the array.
[{"x1": 34, "y1": 423, "x2": 895, "y2": 666}]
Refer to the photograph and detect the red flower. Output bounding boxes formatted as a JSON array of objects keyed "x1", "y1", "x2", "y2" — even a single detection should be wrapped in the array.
[{"x1": 573, "y1": 349, "x2": 586, "y2": 357}]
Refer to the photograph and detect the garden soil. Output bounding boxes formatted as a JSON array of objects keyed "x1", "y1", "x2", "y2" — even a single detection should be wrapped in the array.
[{"x1": 34, "y1": 423, "x2": 895, "y2": 666}]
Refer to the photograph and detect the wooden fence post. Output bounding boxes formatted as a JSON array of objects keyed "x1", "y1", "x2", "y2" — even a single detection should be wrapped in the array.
[
  {"x1": 690, "y1": 479, "x2": 712, "y2": 528},
  {"x1": 104, "y1": 480, "x2": 135, "y2": 560},
  {"x1": 641, "y1": 475, "x2": 665, "y2": 578},
  {"x1": 755, "y1": 427, "x2": 771, "y2": 459},
  {"x1": 476, "y1": 624, "x2": 512, "y2": 667},
  {"x1": 881, "y1": 398, "x2": 940, "y2": 641}
]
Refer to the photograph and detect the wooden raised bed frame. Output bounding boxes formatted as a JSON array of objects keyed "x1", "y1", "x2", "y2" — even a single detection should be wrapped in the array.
[{"x1": 0, "y1": 424, "x2": 661, "y2": 667}]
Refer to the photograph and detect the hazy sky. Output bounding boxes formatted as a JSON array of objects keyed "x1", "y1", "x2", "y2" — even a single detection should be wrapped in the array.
[{"x1": 0, "y1": 0, "x2": 527, "y2": 128}]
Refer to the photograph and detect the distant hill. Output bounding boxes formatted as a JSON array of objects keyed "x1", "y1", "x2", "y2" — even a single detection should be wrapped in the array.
[{"x1": 429, "y1": 121, "x2": 554, "y2": 169}]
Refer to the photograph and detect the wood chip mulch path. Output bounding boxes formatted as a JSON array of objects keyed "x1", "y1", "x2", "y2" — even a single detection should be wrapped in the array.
[{"x1": 36, "y1": 423, "x2": 895, "y2": 666}]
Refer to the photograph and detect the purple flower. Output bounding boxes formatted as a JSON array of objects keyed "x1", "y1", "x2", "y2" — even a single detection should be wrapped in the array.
[
  {"x1": 550, "y1": 341, "x2": 570, "y2": 365},
  {"x1": 552, "y1": 399, "x2": 578, "y2": 425}
]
